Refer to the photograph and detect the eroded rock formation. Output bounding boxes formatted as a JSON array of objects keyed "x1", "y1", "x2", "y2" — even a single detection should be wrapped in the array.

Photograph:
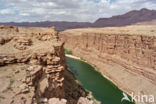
[
  {"x1": 0, "y1": 26, "x2": 91, "y2": 104},
  {"x1": 0, "y1": 25, "x2": 18, "y2": 31},
  {"x1": 60, "y1": 26, "x2": 156, "y2": 99}
]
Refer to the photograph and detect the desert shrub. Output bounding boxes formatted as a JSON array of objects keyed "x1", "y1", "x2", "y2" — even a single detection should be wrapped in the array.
[{"x1": 64, "y1": 48, "x2": 72, "y2": 55}]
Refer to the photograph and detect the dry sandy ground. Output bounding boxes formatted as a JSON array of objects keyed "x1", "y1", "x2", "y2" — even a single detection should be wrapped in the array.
[
  {"x1": 65, "y1": 54, "x2": 81, "y2": 60},
  {"x1": 62, "y1": 25, "x2": 156, "y2": 36},
  {"x1": 136, "y1": 19, "x2": 156, "y2": 25},
  {"x1": 0, "y1": 64, "x2": 33, "y2": 104}
]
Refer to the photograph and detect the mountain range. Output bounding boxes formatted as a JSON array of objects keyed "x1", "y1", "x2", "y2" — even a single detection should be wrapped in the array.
[{"x1": 0, "y1": 8, "x2": 156, "y2": 30}]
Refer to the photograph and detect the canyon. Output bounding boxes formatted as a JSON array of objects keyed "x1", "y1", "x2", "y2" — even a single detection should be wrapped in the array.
[
  {"x1": 0, "y1": 24, "x2": 156, "y2": 104},
  {"x1": 0, "y1": 25, "x2": 93, "y2": 104},
  {"x1": 60, "y1": 25, "x2": 156, "y2": 103}
]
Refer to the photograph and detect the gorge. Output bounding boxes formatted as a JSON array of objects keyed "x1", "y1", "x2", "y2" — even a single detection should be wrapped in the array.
[{"x1": 60, "y1": 25, "x2": 156, "y2": 104}]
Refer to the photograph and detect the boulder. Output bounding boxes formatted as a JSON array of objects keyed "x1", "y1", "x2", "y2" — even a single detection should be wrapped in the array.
[
  {"x1": 14, "y1": 37, "x2": 32, "y2": 50},
  {"x1": 77, "y1": 97, "x2": 94, "y2": 104},
  {"x1": 48, "y1": 98, "x2": 67, "y2": 104}
]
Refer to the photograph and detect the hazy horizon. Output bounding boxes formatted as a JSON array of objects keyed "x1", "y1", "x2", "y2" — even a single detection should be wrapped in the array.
[{"x1": 0, "y1": 0, "x2": 156, "y2": 22}]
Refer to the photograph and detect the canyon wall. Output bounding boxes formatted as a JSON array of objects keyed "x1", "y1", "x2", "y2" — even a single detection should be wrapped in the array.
[{"x1": 60, "y1": 26, "x2": 156, "y2": 99}]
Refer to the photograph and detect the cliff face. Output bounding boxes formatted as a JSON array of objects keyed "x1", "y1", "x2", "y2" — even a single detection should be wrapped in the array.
[
  {"x1": 60, "y1": 25, "x2": 156, "y2": 97},
  {"x1": 62, "y1": 33, "x2": 156, "y2": 69},
  {"x1": 0, "y1": 26, "x2": 88, "y2": 104}
]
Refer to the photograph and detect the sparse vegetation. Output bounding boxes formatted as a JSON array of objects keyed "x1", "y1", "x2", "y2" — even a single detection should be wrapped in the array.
[
  {"x1": 6, "y1": 75, "x2": 12, "y2": 79},
  {"x1": 0, "y1": 96, "x2": 5, "y2": 99},
  {"x1": 2, "y1": 79, "x2": 14, "y2": 93},
  {"x1": 0, "y1": 95, "x2": 5, "y2": 102},
  {"x1": 80, "y1": 57, "x2": 85, "y2": 61},
  {"x1": 21, "y1": 65, "x2": 29, "y2": 70},
  {"x1": 64, "y1": 48, "x2": 72, "y2": 55}
]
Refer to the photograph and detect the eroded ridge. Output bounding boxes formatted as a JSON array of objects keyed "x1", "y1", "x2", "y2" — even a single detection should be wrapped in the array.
[{"x1": 0, "y1": 26, "x2": 91, "y2": 104}]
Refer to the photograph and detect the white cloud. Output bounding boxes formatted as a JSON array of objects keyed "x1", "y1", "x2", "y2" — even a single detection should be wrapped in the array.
[
  {"x1": 0, "y1": 0, "x2": 156, "y2": 22},
  {"x1": 32, "y1": 2, "x2": 57, "y2": 7},
  {"x1": 0, "y1": 9, "x2": 13, "y2": 15},
  {"x1": 19, "y1": 13, "x2": 30, "y2": 16}
]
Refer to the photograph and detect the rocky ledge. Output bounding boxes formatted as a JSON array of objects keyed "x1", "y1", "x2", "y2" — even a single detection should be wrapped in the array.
[{"x1": 0, "y1": 26, "x2": 93, "y2": 104}]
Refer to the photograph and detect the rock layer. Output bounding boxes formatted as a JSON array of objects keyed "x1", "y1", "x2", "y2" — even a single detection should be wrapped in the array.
[
  {"x1": 0, "y1": 26, "x2": 90, "y2": 104},
  {"x1": 60, "y1": 26, "x2": 156, "y2": 99}
]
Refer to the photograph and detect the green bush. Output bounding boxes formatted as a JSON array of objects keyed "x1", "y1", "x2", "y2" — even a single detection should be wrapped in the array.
[{"x1": 64, "y1": 49, "x2": 72, "y2": 55}]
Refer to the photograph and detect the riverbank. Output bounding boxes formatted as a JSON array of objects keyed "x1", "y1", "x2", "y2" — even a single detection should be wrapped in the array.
[
  {"x1": 65, "y1": 56, "x2": 134, "y2": 104},
  {"x1": 65, "y1": 54, "x2": 125, "y2": 92},
  {"x1": 65, "y1": 55, "x2": 102, "y2": 104},
  {"x1": 65, "y1": 54, "x2": 81, "y2": 60}
]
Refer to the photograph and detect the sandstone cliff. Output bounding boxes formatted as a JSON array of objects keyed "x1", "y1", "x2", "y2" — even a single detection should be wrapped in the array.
[
  {"x1": 60, "y1": 25, "x2": 156, "y2": 99},
  {"x1": 0, "y1": 26, "x2": 91, "y2": 104}
]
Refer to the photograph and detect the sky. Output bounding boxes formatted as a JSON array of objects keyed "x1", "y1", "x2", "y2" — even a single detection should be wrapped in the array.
[{"x1": 0, "y1": 0, "x2": 156, "y2": 22}]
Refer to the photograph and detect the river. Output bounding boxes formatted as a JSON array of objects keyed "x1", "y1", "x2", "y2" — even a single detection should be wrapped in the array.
[{"x1": 66, "y1": 56, "x2": 134, "y2": 104}]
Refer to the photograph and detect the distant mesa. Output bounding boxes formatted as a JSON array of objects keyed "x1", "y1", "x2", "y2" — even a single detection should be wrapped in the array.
[
  {"x1": 0, "y1": 8, "x2": 156, "y2": 30},
  {"x1": 93, "y1": 8, "x2": 156, "y2": 27}
]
